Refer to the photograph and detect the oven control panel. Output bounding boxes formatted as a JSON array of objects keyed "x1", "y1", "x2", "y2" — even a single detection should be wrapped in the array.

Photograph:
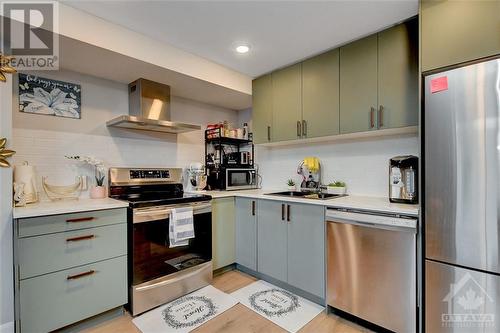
[
  {"x1": 109, "y1": 167, "x2": 182, "y2": 185},
  {"x1": 130, "y1": 169, "x2": 170, "y2": 179}
]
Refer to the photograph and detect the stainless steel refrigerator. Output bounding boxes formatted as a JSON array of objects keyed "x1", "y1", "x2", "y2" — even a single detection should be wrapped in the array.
[{"x1": 425, "y1": 58, "x2": 500, "y2": 332}]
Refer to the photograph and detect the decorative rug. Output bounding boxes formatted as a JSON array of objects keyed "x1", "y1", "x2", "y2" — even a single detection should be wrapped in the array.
[
  {"x1": 231, "y1": 280, "x2": 324, "y2": 333},
  {"x1": 132, "y1": 285, "x2": 238, "y2": 333}
]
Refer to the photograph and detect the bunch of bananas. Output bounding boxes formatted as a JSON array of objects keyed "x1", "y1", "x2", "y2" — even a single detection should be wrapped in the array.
[
  {"x1": 0, "y1": 53, "x2": 16, "y2": 82},
  {"x1": 0, "y1": 138, "x2": 16, "y2": 168}
]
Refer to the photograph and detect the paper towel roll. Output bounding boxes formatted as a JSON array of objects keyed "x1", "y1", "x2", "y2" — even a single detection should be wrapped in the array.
[{"x1": 14, "y1": 161, "x2": 38, "y2": 203}]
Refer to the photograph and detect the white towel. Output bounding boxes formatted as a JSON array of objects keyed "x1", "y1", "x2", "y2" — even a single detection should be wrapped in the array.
[{"x1": 169, "y1": 207, "x2": 195, "y2": 248}]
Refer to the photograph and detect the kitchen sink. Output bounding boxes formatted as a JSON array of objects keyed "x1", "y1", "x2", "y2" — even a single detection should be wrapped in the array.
[
  {"x1": 266, "y1": 191, "x2": 347, "y2": 200},
  {"x1": 267, "y1": 191, "x2": 309, "y2": 197}
]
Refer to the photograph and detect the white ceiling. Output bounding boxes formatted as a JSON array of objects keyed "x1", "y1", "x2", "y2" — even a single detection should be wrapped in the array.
[{"x1": 64, "y1": 0, "x2": 418, "y2": 78}]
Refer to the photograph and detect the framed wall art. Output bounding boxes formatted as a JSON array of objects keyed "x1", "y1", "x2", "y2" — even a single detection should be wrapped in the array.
[{"x1": 18, "y1": 73, "x2": 81, "y2": 119}]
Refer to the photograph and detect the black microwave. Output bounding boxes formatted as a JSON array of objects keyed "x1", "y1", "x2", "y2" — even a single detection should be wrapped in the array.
[
  {"x1": 225, "y1": 168, "x2": 258, "y2": 190},
  {"x1": 207, "y1": 168, "x2": 258, "y2": 191}
]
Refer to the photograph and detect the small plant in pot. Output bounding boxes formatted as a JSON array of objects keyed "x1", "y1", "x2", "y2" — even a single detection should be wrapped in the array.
[
  {"x1": 66, "y1": 155, "x2": 107, "y2": 199},
  {"x1": 287, "y1": 179, "x2": 296, "y2": 191},
  {"x1": 327, "y1": 181, "x2": 347, "y2": 195}
]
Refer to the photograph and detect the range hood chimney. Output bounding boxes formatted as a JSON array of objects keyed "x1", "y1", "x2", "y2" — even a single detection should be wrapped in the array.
[{"x1": 107, "y1": 79, "x2": 201, "y2": 133}]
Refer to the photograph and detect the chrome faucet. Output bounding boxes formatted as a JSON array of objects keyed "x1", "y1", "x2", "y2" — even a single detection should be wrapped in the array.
[{"x1": 297, "y1": 160, "x2": 322, "y2": 191}]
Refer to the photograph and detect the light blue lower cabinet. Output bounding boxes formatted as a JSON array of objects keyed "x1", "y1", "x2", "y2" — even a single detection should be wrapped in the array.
[
  {"x1": 257, "y1": 200, "x2": 288, "y2": 281},
  {"x1": 18, "y1": 223, "x2": 127, "y2": 279},
  {"x1": 15, "y1": 208, "x2": 128, "y2": 333},
  {"x1": 18, "y1": 208, "x2": 127, "y2": 238},
  {"x1": 235, "y1": 198, "x2": 258, "y2": 270},
  {"x1": 19, "y1": 255, "x2": 127, "y2": 333},
  {"x1": 255, "y1": 199, "x2": 326, "y2": 300},
  {"x1": 286, "y1": 203, "x2": 325, "y2": 299}
]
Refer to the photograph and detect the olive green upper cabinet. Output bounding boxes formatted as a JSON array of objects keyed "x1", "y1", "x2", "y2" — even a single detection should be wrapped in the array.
[
  {"x1": 252, "y1": 74, "x2": 273, "y2": 143},
  {"x1": 272, "y1": 63, "x2": 303, "y2": 142},
  {"x1": 378, "y1": 19, "x2": 418, "y2": 129},
  {"x1": 302, "y1": 49, "x2": 340, "y2": 138},
  {"x1": 339, "y1": 35, "x2": 378, "y2": 134},
  {"x1": 421, "y1": 0, "x2": 500, "y2": 72}
]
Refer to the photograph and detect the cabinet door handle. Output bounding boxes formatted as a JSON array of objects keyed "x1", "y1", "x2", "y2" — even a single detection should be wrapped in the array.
[
  {"x1": 281, "y1": 204, "x2": 285, "y2": 221},
  {"x1": 287, "y1": 205, "x2": 291, "y2": 222},
  {"x1": 302, "y1": 120, "x2": 307, "y2": 137},
  {"x1": 66, "y1": 234, "x2": 95, "y2": 242},
  {"x1": 267, "y1": 126, "x2": 271, "y2": 141},
  {"x1": 378, "y1": 105, "x2": 384, "y2": 128},
  {"x1": 66, "y1": 217, "x2": 95, "y2": 223},
  {"x1": 67, "y1": 270, "x2": 95, "y2": 280},
  {"x1": 370, "y1": 107, "x2": 375, "y2": 128},
  {"x1": 251, "y1": 201, "x2": 256, "y2": 216},
  {"x1": 296, "y1": 121, "x2": 302, "y2": 137}
]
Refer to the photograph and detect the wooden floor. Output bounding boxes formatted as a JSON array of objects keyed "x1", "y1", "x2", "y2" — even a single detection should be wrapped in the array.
[{"x1": 82, "y1": 270, "x2": 372, "y2": 333}]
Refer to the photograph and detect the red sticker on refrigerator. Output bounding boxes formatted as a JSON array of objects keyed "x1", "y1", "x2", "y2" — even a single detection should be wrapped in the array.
[{"x1": 430, "y1": 76, "x2": 448, "y2": 93}]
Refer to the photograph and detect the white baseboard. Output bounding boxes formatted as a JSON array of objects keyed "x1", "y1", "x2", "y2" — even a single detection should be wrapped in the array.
[{"x1": 0, "y1": 321, "x2": 14, "y2": 333}]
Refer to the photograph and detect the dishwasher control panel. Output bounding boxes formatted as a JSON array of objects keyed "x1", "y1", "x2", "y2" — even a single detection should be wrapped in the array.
[{"x1": 326, "y1": 208, "x2": 417, "y2": 230}]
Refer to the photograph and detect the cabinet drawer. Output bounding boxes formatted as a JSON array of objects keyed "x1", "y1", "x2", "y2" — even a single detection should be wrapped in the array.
[
  {"x1": 18, "y1": 223, "x2": 127, "y2": 279},
  {"x1": 18, "y1": 208, "x2": 127, "y2": 238},
  {"x1": 19, "y1": 256, "x2": 127, "y2": 333}
]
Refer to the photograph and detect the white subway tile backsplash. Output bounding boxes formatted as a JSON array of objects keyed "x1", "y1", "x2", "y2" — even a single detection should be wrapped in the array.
[{"x1": 255, "y1": 135, "x2": 419, "y2": 197}]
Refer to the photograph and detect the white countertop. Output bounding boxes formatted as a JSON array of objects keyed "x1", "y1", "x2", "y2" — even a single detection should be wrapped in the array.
[
  {"x1": 13, "y1": 190, "x2": 419, "y2": 220},
  {"x1": 13, "y1": 198, "x2": 129, "y2": 219},
  {"x1": 195, "y1": 189, "x2": 419, "y2": 217}
]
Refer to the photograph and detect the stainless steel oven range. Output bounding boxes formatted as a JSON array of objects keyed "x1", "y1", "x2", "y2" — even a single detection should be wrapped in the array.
[{"x1": 109, "y1": 167, "x2": 212, "y2": 316}]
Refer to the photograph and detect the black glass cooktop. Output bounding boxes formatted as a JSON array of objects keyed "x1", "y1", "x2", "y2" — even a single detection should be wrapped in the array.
[{"x1": 109, "y1": 184, "x2": 211, "y2": 208}]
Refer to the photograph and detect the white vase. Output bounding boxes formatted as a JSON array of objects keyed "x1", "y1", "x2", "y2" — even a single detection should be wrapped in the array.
[{"x1": 90, "y1": 186, "x2": 106, "y2": 199}]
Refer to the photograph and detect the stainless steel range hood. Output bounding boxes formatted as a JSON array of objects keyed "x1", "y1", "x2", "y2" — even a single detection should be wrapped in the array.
[{"x1": 107, "y1": 79, "x2": 201, "y2": 133}]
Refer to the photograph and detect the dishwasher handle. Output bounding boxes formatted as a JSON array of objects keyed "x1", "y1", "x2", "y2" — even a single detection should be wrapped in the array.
[{"x1": 326, "y1": 209, "x2": 417, "y2": 232}]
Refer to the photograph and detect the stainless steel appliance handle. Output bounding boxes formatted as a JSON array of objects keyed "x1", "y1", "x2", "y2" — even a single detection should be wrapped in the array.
[
  {"x1": 326, "y1": 209, "x2": 417, "y2": 232},
  {"x1": 248, "y1": 171, "x2": 254, "y2": 186},
  {"x1": 134, "y1": 202, "x2": 212, "y2": 223}
]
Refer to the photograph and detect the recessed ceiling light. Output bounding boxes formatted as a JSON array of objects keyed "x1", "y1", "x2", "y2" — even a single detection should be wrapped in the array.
[{"x1": 235, "y1": 45, "x2": 250, "y2": 54}]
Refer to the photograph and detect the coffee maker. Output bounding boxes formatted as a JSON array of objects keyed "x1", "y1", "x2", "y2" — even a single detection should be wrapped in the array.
[{"x1": 389, "y1": 155, "x2": 418, "y2": 204}]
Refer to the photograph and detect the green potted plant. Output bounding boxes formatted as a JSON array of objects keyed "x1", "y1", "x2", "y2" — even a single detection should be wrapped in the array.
[
  {"x1": 327, "y1": 180, "x2": 347, "y2": 195},
  {"x1": 287, "y1": 179, "x2": 296, "y2": 191}
]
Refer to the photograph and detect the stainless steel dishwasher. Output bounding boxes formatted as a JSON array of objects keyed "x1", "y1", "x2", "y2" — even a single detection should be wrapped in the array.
[{"x1": 326, "y1": 208, "x2": 417, "y2": 333}]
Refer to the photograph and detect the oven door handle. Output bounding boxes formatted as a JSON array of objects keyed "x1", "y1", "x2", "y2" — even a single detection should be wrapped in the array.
[
  {"x1": 134, "y1": 209, "x2": 170, "y2": 216},
  {"x1": 135, "y1": 264, "x2": 208, "y2": 292},
  {"x1": 133, "y1": 202, "x2": 212, "y2": 223},
  {"x1": 248, "y1": 171, "x2": 254, "y2": 186}
]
